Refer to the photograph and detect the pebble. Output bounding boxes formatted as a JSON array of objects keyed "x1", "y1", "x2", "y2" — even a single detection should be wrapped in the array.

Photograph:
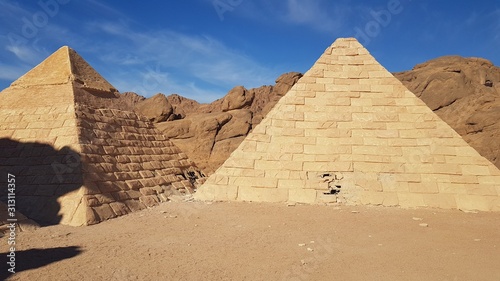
[
  {"x1": 351, "y1": 211, "x2": 359, "y2": 214},
  {"x1": 301, "y1": 260, "x2": 306, "y2": 265},
  {"x1": 298, "y1": 243, "x2": 306, "y2": 247},
  {"x1": 412, "y1": 217, "x2": 423, "y2": 221},
  {"x1": 474, "y1": 239, "x2": 481, "y2": 242},
  {"x1": 310, "y1": 241, "x2": 315, "y2": 244},
  {"x1": 307, "y1": 248, "x2": 314, "y2": 252},
  {"x1": 419, "y1": 223, "x2": 429, "y2": 227}
]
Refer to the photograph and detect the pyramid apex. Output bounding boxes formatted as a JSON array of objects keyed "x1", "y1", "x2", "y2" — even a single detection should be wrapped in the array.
[{"x1": 10, "y1": 46, "x2": 117, "y2": 93}]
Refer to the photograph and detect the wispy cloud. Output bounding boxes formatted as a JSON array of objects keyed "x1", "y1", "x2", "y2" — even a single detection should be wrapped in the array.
[
  {"x1": 283, "y1": 0, "x2": 346, "y2": 32},
  {"x1": 82, "y1": 21, "x2": 278, "y2": 101},
  {"x1": 0, "y1": 63, "x2": 28, "y2": 80}
]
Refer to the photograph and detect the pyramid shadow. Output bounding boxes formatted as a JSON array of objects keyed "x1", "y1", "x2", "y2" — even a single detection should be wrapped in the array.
[
  {"x1": 0, "y1": 138, "x2": 83, "y2": 226},
  {"x1": 0, "y1": 246, "x2": 82, "y2": 280}
]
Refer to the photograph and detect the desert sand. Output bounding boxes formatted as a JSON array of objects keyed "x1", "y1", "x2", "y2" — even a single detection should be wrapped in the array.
[{"x1": 2, "y1": 200, "x2": 500, "y2": 281}]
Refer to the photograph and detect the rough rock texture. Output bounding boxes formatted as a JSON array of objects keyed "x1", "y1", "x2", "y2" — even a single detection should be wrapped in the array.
[
  {"x1": 394, "y1": 56, "x2": 500, "y2": 169},
  {"x1": 155, "y1": 72, "x2": 302, "y2": 174},
  {"x1": 195, "y1": 37, "x2": 500, "y2": 212},
  {"x1": 221, "y1": 86, "x2": 255, "y2": 112},
  {"x1": 134, "y1": 93, "x2": 174, "y2": 122},
  {"x1": 167, "y1": 94, "x2": 202, "y2": 118}
]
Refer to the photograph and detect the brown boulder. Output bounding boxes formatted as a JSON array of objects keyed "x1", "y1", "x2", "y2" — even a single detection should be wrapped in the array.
[
  {"x1": 221, "y1": 86, "x2": 255, "y2": 111},
  {"x1": 134, "y1": 93, "x2": 174, "y2": 123},
  {"x1": 273, "y1": 72, "x2": 303, "y2": 96},
  {"x1": 167, "y1": 94, "x2": 201, "y2": 118}
]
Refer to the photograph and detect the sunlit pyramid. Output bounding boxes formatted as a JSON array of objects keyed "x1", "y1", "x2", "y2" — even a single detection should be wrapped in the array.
[
  {"x1": 0, "y1": 46, "x2": 205, "y2": 226},
  {"x1": 195, "y1": 38, "x2": 500, "y2": 212}
]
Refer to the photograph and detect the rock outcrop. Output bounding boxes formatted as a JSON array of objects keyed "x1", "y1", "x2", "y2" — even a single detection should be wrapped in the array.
[
  {"x1": 134, "y1": 93, "x2": 174, "y2": 122},
  {"x1": 394, "y1": 56, "x2": 500, "y2": 169},
  {"x1": 155, "y1": 72, "x2": 302, "y2": 174}
]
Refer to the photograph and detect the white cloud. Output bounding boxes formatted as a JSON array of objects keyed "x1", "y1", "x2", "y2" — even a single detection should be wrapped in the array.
[
  {"x1": 111, "y1": 63, "x2": 224, "y2": 103},
  {"x1": 5, "y1": 44, "x2": 44, "y2": 64}
]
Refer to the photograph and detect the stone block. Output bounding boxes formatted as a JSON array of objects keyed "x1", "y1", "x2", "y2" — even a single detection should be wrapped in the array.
[
  {"x1": 126, "y1": 179, "x2": 143, "y2": 190},
  {"x1": 139, "y1": 178, "x2": 157, "y2": 188},
  {"x1": 139, "y1": 195, "x2": 159, "y2": 208},
  {"x1": 465, "y1": 185, "x2": 498, "y2": 196},
  {"x1": 123, "y1": 199, "x2": 146, "y2": 212},
  {"x1": 83, "y1": 206, "x2": 99, "y2": 226},
  {"x1": 140, "y1": 187, "x2": 157, "y2": 196},
  {"x1": 97, "y1": 181, "x2": 121, "y2": 193},
  {"x1": 289, "y1": 188, "x2": 317, "y2": 204},
  {"x1": 238, "y1": 186, "x2": 289, "y2": 203},
  {"x1": 229, "y1": 176, "x2": 278, "y2": 188},
  {"x1": 360, "y1": 191, "x2": 384, "y2": 206},
  {"x1": 126, "y1": 190, "x2": 142, "y2": 199},
  {"x1": 409, "y1": 182, "x2": 439, "y2": 194},
  {"x1": 397, "y1": 193, "x2": 426, "y2": 208},
  {"x1": 449, "y1": 175, "x2": 478, "y2": 184},
  {"x1": 111, "y1": 191, "x2": 131, "y2": 201},
  {"x1": 139, "y1": 170, "x2": 155, "y2": 178},
  {"x1": 94, "y1": 193, "x2": 115, "y2": 204},
  {"x1": 382, "y1": 193, "x2": 399, "y2": 207},
  {"x1": 421, "y1": 194, "x2": 457, "y2": 209},
  {"x1": 355, "y1": 178, "x2": 383, "y2": 192},
  {"x1": 477, "y1": 176, "x2": 500, "y2": 185},
  {"x1": 92, "y1": 204, "x2": 117, "y2": 221},
  {"x1": 254, "y1": 160, "x2": 281, "y2": 171},
  {"x1": 278, "y1": 179, "x2": 306, "y2": 189},
  {"x1": 194, "y1": 184, "x2": 238, "y2": 201},
  {"x1": 109, "y1": 202, "x2": 130, "y2": 216},
  {"x1": 460, "y1": 165, "x2": 492, "y2": 176},
  {"x1": 82, "y1": 196, "x2": 100, "y2": 207},
  {"x1": 456, "y1": 195, "x2": 497, "y2": 212}
]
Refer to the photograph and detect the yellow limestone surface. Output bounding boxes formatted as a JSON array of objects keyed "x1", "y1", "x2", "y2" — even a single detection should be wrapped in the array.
[{"x1": 195, "y1": 38, "x2": 500, "y2": 212}]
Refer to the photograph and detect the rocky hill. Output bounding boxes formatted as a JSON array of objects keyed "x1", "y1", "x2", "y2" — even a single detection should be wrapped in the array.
[
  {"x1": 132, "y1": 72, "x2": 302, "y2": 174},
  {"x1": 394, "y1": 56, "x2": 500, "y2": 169},
  {"x1": 125, "y1": 56, "x2": 500, "y2": 175}
]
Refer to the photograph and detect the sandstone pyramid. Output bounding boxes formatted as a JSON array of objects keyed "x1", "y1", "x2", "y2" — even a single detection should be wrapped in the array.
[
  {"x1": 195, "y1": 38, "x2": 500, "y2": 212},
  {"x1": 0, "y1": 46, "x2": 204, "y2": 226}
]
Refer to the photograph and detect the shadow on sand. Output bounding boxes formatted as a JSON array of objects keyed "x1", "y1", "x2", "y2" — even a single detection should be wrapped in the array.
[{"x1": 1, "y1": 246, "x2": 83, "y2": 280}]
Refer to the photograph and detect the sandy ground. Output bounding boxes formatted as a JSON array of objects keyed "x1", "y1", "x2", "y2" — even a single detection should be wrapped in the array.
[{"x1": 1, "y1": 200, "x2": 500, "y2": 281}]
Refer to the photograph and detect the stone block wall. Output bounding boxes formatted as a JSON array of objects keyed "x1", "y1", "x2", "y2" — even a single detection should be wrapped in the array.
[
  {"x1": 196, "y1": 38, "x2": 500, "y2": 212},
  {"x1": 0, "y1": 84, "x2": 83, "y2": 225},
  {"x1": 65, "y1": 104, "x2": 205, "y2": 226}
]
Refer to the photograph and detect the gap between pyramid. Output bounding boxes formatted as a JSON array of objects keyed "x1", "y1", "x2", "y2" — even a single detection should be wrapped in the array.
[
  {"x1": 0, "y1": 46, "x2": 205, "y2": 226},
  {"x1": 195, "y1": 38, "x2": 500, "y2": 212}
]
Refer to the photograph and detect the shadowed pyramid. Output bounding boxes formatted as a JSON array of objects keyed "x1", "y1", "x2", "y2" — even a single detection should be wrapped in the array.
[
  {"x1": 195, "y1": 38, "x2": 500, "y2": 212},
  {"x1": 0, "y1": 46, "x2": 205, "y2": 226}
]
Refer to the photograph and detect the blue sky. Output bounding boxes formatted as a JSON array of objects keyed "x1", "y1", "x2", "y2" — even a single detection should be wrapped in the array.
[{"x1": 0, "y1": 0, "x2": 499, "y2": 103}]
